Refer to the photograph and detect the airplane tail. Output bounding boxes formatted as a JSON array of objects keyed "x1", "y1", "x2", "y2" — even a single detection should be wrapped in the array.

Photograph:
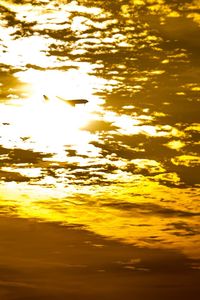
[{"x1": 43, "y1": 95, "x2": 49, "y2": 101}]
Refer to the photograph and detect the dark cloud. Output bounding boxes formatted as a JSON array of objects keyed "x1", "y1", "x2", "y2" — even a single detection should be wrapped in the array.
[
  {"x1": 165, "y1": 221, "x2": 200, "y2": 237},
  {"x1": 25, "y1": 64, "x2": 78, "y2": 71},
  {"x1": 0, "y1": 147, "x2": 53, "y2": 165},
  {"x1": 102, "y1": 201, "x2": 200, "y2": 218},
  {"x1": 0, "y1": 146, "x2": 55, "y2": 183},
  {"x1": 0, "y1": 3, "x2": 35, "y2": 38},
  {"x1": 0, "y1": 170, "x2": 31, "y2": 182},
  {"x1": 0, "y1": 64, "x2": 28, "y2": 100},
  {"x1": 0, "y1": 216, "x2": 199, "y2": 300}
]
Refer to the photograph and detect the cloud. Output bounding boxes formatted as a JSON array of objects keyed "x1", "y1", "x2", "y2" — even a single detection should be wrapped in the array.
[
  {"x1": 102, "y1": 201, "x2": 200, "y2": 217},
  {"x1": 1, "y1": 147, "x2": 53, "y2": 165},
  {"x1": 0, "y1": 170, "x2": 31, "y2": 182}
]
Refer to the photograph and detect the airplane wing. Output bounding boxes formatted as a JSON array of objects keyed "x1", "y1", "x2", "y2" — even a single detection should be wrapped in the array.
[
  {"x1": 56, "y1": 96, "x2": 75, "y2": 105},
  {"x1": 56, "y1": 96, "x2": 68, "y2": 101}
]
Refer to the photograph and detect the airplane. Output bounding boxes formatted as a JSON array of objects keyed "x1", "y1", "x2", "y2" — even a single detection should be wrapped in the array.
[{"x1": 43, "y1": 95, "x2": 88, "y2": 106}]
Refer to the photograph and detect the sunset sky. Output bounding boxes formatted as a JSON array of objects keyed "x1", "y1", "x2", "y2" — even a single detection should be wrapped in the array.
[{"x1": 0, "y1": 1, "x2": 200, "y2": 299}]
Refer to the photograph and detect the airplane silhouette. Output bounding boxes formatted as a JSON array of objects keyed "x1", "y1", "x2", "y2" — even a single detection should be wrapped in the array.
[{"x1": 43, "y1": 95, "x2": 88, "y2": 106}]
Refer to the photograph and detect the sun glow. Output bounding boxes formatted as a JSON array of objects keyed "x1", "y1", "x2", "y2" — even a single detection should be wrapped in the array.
[
  {"x1": 0, "y1": 67, "x2": 103, "y2": 156},
  {"x1": 0, "y1": 98, "x2": 93, "y2": 155}
]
